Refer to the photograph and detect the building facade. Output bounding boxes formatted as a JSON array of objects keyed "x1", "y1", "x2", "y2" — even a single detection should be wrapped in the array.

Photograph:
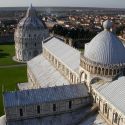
[{"x1": 14, "y1": 5, "x2": 49, "y2": 62}]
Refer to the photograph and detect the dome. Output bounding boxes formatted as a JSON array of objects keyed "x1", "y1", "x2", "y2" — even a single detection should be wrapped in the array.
[
  {"x1": 103, "y1": 20, "x2": 112, "y2": 30},
  {"x1": 17, "y1": 4, "x2": 46, "y2": 30},
  {"x1": 14, "y1": 4, "x2": 49, "y2": 62},
  {"x1": 84, "y1": 20, "x2": 125, "y2": 65}
]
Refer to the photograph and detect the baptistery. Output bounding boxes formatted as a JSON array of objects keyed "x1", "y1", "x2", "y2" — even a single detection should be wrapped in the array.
[{"x1": 14, "y1": 4, "x2": 49, "y2": 62}]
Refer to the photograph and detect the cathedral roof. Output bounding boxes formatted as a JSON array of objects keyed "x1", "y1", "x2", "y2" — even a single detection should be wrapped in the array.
[
  {"x1": 92, "y1": 76, "x2": 125, "y2": 115},
  {"x1": 17, "y1": 4, "x2": 46, "y2": 29},
  {"x1": 28, "y1": 55, "x2": 71, "y2": 87},
  {"x1": 4, "y1": 84, "x2": 88, "y2": 108},
  {"x1": 43, "y1": 37, "x2": 80, "y2": 73},
  {"x1": 84, "y1": 20, "x2": 125, "y2": 65}
]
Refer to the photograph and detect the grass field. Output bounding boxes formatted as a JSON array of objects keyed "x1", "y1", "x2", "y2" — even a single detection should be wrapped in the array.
[
  {"x1": 0, "y1": 43, "x2": 27, "y2": 116},
  {"x1": 0, "y1": 43, "x2": 20, "y2": 66}
]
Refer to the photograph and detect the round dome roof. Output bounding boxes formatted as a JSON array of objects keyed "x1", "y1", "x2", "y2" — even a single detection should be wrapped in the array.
[
  {"x1": 17, "y1": 4, "x2": 46, "y2": 30},
  {"x1": 84, "y1": 20, "x2": 125, "y2": 65}
]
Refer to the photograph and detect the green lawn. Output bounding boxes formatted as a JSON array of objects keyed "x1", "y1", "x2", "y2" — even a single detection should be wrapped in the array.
[
  {"x1": 0, "y1": 43, "x2": 20, "y2": 66},
  {"x1": 0, "y1": 43, "x2": 27, "y2": 116},
  {"x1": 0, "y1": 66, "x2": 27, "y2": 116}
]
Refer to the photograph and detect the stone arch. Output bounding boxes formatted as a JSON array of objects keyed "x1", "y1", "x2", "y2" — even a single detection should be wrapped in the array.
[
  {"x1": 80, "y1": 71, "x2": 85, "y2": 83},
  {"x1": 98, "y1": 67, "x2": 101, "y2": 74},
  {"x1": 90, "y1": 77, "x2": 102, "y2": 84}
]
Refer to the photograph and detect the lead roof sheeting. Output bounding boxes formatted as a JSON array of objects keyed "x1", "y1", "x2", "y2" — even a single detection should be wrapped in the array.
[
  {"x1": 4, "y1": 84, "x2": 88, "y2": 108},
  {"x1": 28, "y1": 55, "x2": 70, "y2": 87},
  {"x1": 84, "y1": 30, "x2": 125, "y2": 65},
  {"x1": 92, "y1": 76, "x2": 125, "y2": 115},
  {"x1": 43, "y1": 37, "x2": 80, "y2": 73}
]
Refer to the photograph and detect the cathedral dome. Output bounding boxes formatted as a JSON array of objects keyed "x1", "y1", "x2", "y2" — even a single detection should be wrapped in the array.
[{"x1": 84, "y1": 20, "x2": 125, "y2": 65}]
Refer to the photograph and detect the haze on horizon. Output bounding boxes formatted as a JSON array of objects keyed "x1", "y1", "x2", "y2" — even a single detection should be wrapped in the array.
[{"x1": 0, "y1": 0, "x2": 125, "y2": 8}]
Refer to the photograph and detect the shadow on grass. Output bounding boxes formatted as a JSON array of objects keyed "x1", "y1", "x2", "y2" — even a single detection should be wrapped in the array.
[
  {"x1": 0, "y1": 53, "x2": 9, "y2": 58},
  {"x1": 0, "y1": 42, "x2": 14, "y2": 45}
]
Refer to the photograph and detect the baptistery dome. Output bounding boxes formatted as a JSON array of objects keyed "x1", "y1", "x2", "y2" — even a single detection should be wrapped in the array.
[
  {"x1": 17, "y1": 5, "x2": 46, "y2": 31},
  {"x1": 84, "y1": 20, "x2": 125, "y2": 65},
  {"x1": 14, "y1": 4, "x2": 49, "y2": 62}
]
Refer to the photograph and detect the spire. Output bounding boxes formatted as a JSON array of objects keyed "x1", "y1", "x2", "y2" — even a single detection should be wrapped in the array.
[{"x1": 26, "y1": 4, "x2": 37, "y2": 17}]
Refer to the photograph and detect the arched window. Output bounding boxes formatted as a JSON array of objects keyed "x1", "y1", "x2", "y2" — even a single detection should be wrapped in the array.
[
  {"x1": 19, "y1": 108, "x2": 23, "y2": 116},
  {"x1": 37, "y1": 105, "x2": 40, "y2": 114},
  {"x1": 109, "y1": 69, "x2": 112, "y2": 75},
  {"x1": 53, "y1": 104, "x2": 56, "y2": 111},
  {"x1": 98, "y1": 67, "x2": 101, "y2": 74},
  {"x1": 69, "y1": 100, "x2": 72, "y2": 109},
  {"x1": 102, "y1": 68, "x2": 104, "y2": 75},
  {"x1": 104, "y1": 103, "x2": 108, "y2": 114},
  {"x1": 105, "y1": 69, "x2": 108, "y2": 75},
  {"x1": 113, "y1": 69, "x2": 116, "y2": 75},
  {"x1": 114, "y1": 112, "x2": 118, "y2": 123},
  {"x1": 34, "y1": 43, "x2": 36, "y2": 47}
]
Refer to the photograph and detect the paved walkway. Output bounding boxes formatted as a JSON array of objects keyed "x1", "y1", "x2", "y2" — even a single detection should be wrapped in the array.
[{"x1": 0, "y1": 64, "x2": 26, "y2": 68}]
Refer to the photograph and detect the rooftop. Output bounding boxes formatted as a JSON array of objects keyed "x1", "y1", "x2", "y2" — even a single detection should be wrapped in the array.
[
  {"x1": 92, "y1": 76, "x2": 125, "y2": 115},
  {"x1": 27, "y1": 55, "x2": 71, "y2": 88},
  {"x1": 83, "y1": 20, "x2": 125, "y2": 65},
  {"x1": 4, "y1": 84, "x2": 88, "y2": 108},
  {"x1": 43, "y1": 37, "x2": 80, "y2": 73}
]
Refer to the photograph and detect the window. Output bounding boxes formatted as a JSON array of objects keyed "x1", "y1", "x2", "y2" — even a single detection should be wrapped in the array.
[
  {"x1": 114, "y1": 113, "x2": 118, "y2": 123},
  {"x1": 25, "y1": 43, "x2": 27, "y2": 47},
  {"x1": 85, "y1": 74, "x2": 87, "y2": 80},
  {"x1": 69, "y1": 101, "x2": 72, "y2": 109},
  {"x1": 104, "y1": 104, "x2": 108, "y2": 114},
  {"x1": 37, "y1": 105, "x2": 40, "y2": 114},
  {"x1": 20, "y1": 108, "x2": 23, "y2": 116},
  {"x1": 34, "y1": 34, "x2": 36, "y2": 37},
  {"x1": 34, "y1": 43, "x2": 36, "y2": 47},
  {"x1": 53, "y1": 104, "x2": 56, "y2": 111}
]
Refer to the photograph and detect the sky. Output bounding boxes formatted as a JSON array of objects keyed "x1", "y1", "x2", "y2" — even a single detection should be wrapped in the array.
[{"x1": 0, "y1": 0, "x2": 125, "y2": 8}]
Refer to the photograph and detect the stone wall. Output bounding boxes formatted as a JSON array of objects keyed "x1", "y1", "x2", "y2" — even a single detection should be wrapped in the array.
[{"x1": 5, "y1": 97, "x2": 91, "y2": 121}]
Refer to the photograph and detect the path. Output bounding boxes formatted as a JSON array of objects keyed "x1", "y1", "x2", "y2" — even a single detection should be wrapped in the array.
[{"x1": 0, "y1": 64, "x2": 26, "y2": 68}]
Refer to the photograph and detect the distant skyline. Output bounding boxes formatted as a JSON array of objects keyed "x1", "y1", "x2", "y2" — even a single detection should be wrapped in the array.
[{"x1": 0, "y1": 0, "x2": 125, "y2": 8}]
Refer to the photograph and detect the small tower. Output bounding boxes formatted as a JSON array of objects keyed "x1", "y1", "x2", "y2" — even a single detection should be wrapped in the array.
[{"x1": 14, "y1": 4, "x2": 49, "y2": 62}]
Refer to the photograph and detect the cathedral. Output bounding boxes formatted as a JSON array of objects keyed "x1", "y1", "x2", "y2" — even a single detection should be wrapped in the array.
[{"x1": 1, "y1": 5, "x2": 125, "y2": 125}]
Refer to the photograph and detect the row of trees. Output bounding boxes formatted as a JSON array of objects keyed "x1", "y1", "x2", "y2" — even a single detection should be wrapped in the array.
[{"x1": 52, "y1": 24, "x2": 97, "y2": 40}]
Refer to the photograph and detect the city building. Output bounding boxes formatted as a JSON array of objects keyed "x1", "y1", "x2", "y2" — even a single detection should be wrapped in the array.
[{"x1": 1, "y1": 20, "x2": 125, "y2": 125}]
